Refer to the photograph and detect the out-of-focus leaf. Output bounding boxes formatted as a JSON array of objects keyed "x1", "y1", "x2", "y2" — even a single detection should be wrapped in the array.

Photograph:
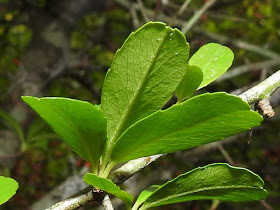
[{"x1": 0, "y1": 176, "x2": 18, "y2": 205}]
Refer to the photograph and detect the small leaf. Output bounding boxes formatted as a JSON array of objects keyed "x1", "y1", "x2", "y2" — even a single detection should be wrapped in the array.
[
  {"x1": 101, "y1": 22, "x2": 190, "y2": 147},
  {"x1": 22, "y1": 96, "x2": 107, "y2": 170},
  {"x1": 175, "y1": 65, "x2": 203, "y2": 102},
  {"x1": 133, "y1": 185, "x2": 160, "y2": 210},
  {"x1": 0, "y1": 176, "x2": 19, "y2": 205},
  {"x1": 84, "y1": 173, "x2": 134, "y2": 209},
  {"x1": 189, "y1": 43, "x2": 234, "y2": 89},
  {"x1": 109, "y1": 92, "x2": 262, "y2": 164},
  {"x1": 138, "y1": 163, "x2": 267, "y2": 210}
]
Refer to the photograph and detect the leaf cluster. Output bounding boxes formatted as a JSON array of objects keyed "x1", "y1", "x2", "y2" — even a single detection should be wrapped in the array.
[{"x1": 22, "y1": 22, "x2": 267, "y2": 209}]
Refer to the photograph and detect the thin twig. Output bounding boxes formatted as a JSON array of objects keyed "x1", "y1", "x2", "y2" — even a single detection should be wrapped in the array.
[
  {"x1": 216, "y1": 59, "x2": 280, "y2": 82},
  {"x1": 217, "y1": 140, "x2": 275, "y2": 210},
  {"x1": 194, "y1": 27, "x2": 280, "y2": 59},
  {"x1": 176, "y1": 0, "x2": 192, "y2": 17},
  {"x1": 217, "y1": 144, "x2": 235, "y2": 166},
  {"x1": 130, "y1": 4, "x2": 140, "y2": 29},
  {"x1": 181, "y1": 0, "x2": 216, "y2": 34},
  {"x1": 137, "y1": 0, "x2": 150, "y2": 22},
  {"x1": 102, "y1": 195, "x2": 114, "y2": 210},
  {"x1": 260, "y1": 200, "x2": 274, "y2": 210}
]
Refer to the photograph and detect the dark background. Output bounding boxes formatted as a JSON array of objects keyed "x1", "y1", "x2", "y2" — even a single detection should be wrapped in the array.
[{"x1": 0, "y1": 0, "x2": 279, "y2": 209}]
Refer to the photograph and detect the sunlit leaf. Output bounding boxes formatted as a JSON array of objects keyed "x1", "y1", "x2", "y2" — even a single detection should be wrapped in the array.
[
  {"x1": 101, "y1": 22, "x2": 190, "y2": 147},
  {"x1": 110, "y1": 93, "x2": 262, "y2": 164},
  {"x1": 84, "y1": 173, "x2": 134, "y2": 209},
  {"x1": 0, "y1": 176, "x2": 18, "y2": 205},
  {"x1": 189, "y1": 43, "x2": 234, "y2": 89}
]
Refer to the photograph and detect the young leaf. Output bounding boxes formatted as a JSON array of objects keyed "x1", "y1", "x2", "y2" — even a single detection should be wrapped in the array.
[
  {"x1": 132, "y1": 185, "x2": 160, "y2": 210},
  {"x1": 175, "y1": 65, "x2": 203, "y2": 102},
  {"x1": 83, "y1": 173, "x2": 134, "y2": 209},
  {"x1": 109, "y1": 92, "x2": 262, "y2": 164},
  {"x1": 0, "y1": 176, "x2": 18, "y2": 205},
  {"x1": 136, "y1": 163, "x2": 267, "y2": 210},
  {"x1": 22, "y1": 96, "x2": 107, "y2": 170},
  {"x1": 189, "y1": 43, "x2": 234, "y2": 89},
  {"x1": 101, "y1": 22, "x2": 190, "y2": 146}
]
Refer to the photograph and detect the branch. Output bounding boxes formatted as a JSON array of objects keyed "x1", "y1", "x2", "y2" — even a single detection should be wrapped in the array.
[
  {"x1": 181, "y1": 0, "x2": 216, "y2": 34},
  {"x1": 46, "y1": 187, "x2": 104, "y2": 210},
  {"x1": 176, "y1": 0, "x2": 192, "y2": 17},
  {"x1": 46, "y1": 155, "x2": 162, "y2": 210},
  {"x1": 194, "y1": 27, "x2": 280, "y2": 59},
  {"x1": 216, "y1": 59, "x2": 280, "y2": 82},
  {"x1": 240, "y1": 70, "x2": 280, "y2": 103},
  {"x1": 46, "y1": 70, "x2": 280, "y2": 210}
]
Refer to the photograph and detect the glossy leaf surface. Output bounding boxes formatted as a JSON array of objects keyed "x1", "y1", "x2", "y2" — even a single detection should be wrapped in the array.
[
  {"x1": 84, "y1": 173, "x2": 134, "y2": 209},
  {"x1": 22, "y1": 96, "x2": 107, "y2": 170},
  {"x1": 189, "y1": 43, "x2": 234, "y2": 89},
  {"x1": 110, "y1": 93, "x2": 262, "y2": 164},
  {"x1": 101, "y1": 22, "x2": 190, "y2": 145},
  {"x1": 137, "y1": 163, "x2": 267, "y2": 209},
  {"x1": 0, "y1": 176, "x2": 18, "y2": 205}
]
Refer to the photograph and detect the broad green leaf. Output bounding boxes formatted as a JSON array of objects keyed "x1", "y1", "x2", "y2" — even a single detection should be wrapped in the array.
[
  {"x1": 0, "y1": 176, "x2": 18, "y2": 205},
  {"x1": 133, "y1": 185, "x2": 160, "y2": 210},
  {"x1": 137, "y1": 163, "x2": 267, "y2": 210},
  {"x1": 84, "y1": 173, "x2": 134, "y2": 209},
  {"x1": 101, "y1": 22, "x2": 190, "y2": 146},
  {"x1": 110, "y1": 92, "x2": 262, "y2": 164},
  {"x1": 22, "y1": 96, "x2": 107, "y2": 170},
  {"x1": 189, "y1": 43, "x2": 234, "y2": 89},
  {"x1": 175, "y1": 65, "x2": 203, "y2": 102}
]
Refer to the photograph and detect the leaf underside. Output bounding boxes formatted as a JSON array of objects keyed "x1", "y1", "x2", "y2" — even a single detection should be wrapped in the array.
[
  {"x1": 110, "y1": 92, "x2": 262, "y2": 164},
  {"x1": 138, "y1": 163, "x2": 267, "y2": 209},
  {"x1": 22, "y1": 96, "x2": 107, "y2": 169}
]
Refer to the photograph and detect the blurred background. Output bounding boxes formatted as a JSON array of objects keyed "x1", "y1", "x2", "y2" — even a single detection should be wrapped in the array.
[{"x1": 0, "y1": 0, "x2": 279, "y2": 209}]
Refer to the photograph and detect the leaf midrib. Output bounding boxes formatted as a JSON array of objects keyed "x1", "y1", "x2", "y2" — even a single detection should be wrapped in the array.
[
  {"x1": 113, "y1": 104, "x2": 254, "y2": 163},
  {"x1": 144, "y1": 185, "x2": 264, "y2": 208},
  {"x1": 108, "y1": 28, "x2": 171, "y2": 146}
]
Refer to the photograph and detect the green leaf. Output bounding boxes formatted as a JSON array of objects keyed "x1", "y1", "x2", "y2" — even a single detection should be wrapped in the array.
[
  {"x1": 0, "y1": 108, "x2": 25, "y2": 145},
  {"x1": 21, "y1": 96, "x2": 107, "y2": 170},
  {"x1": 110, "y1": 92, "x2": 262, "y2": 164},
  {"x1": 101, "y1": 22, "x2": 190, "y2": 146},
  {"x1": 189, "y1": 43, "x2": 234, "y2": 89},
  {"x1": 0, "y1": 176, "x2": 19, "y2": 205},
  {"x1": 133, "y1": 185, "x2": 160, "y2": 210},
  {"x1": 84, "y1": 173, "x2": 134, "y2": 209},
  {"x1": 137, "y1": 163, "x2": 267, "y2": 210},
  {"x1": 175, "y1": 65, "x2": 203, "y2": 102}
]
